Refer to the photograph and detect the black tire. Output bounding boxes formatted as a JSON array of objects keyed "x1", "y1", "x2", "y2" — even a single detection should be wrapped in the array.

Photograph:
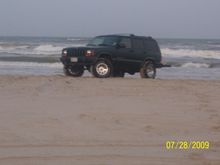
[
  {"x1": 140, "y1": 61, "x2": 156, "y2": 79},
  {"x1": 113, "y1": 70, "x2": 125, "y2": 77},
  {"x1": 92, "y1": 58, "x2": 113, "y2": 78},
  {"x1": 64, "y1": 65, "x2": 84, "y2": 77}
]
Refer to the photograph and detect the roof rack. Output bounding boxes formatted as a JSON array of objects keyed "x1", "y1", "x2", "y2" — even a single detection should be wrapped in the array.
[{"x1": 111, "y1": 33, "x2": 135, "y2": 37}]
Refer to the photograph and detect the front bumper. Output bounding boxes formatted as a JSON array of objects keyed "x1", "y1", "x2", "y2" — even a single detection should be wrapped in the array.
[{"x1": 60, "y1": 56, "x2": 97, "y2": 66}]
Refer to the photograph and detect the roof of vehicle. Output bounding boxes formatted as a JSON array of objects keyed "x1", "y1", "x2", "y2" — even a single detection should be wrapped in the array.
[{"x1": 97, "y1": 34, "x2": 154, "y2": 40}]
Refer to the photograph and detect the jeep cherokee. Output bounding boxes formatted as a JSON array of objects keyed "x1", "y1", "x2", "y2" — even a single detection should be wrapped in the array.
[{"x1": 60, "y1": 34, "x2": 164, "y2": 78}]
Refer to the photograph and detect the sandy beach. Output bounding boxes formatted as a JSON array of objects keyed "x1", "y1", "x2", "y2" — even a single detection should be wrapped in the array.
[{"x1": 0, "y1": 75, "x2": 220, "y2": 165}]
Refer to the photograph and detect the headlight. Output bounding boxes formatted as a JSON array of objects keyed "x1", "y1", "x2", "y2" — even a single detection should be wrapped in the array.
[
  {"x1": 63, "y1": 50, "x2": 67, "y2": 56},
  {"x1": 85, "y1": 50, "x2": 95, "y2": 57}
]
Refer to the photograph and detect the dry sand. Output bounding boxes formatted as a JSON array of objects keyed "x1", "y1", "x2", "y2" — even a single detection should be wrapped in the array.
[{"x1": 0, "y1": 75, "x2": 220, "y2": 165}]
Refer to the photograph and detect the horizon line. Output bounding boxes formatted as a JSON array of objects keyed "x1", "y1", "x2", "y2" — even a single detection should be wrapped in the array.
[{"x1": 0, "y1": 35, "x2": 219, "y2": 40}]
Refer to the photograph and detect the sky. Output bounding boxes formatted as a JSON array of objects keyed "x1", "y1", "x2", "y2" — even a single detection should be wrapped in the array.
[{"x1": 0, "y1": 0, "x2": 219, "y2": 38}]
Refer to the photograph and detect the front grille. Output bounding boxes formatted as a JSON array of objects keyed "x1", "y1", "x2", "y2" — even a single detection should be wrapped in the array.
[{"x1": 70, "y1": 49, "x2": 85, "y2": 57}]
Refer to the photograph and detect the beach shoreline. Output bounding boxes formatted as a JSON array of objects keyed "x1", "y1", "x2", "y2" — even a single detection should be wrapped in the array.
[{"x1": 0, "y1": 75, "x2": 220, "y2": 165}]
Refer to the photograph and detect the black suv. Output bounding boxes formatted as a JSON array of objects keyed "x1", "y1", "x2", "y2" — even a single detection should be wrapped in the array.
[{"x1": 60, "y1": 34, "x2": 163, "y2": 78}]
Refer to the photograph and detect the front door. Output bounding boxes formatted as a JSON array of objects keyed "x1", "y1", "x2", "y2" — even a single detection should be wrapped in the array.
[{"x1": 116, "y1": 37, "x2": 134, "y2": 67}]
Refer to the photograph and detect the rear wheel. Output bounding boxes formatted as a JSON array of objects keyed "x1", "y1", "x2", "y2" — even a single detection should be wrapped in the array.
[
  {"x1": 140, "y1": 61, "x2": 156, "y2": 79},
  {"x1": 64, "y1": 65, "x2": 84, "y2": 77},
  {"x1": 92, "y1": 58, "x2": 113, "y2": 78}
]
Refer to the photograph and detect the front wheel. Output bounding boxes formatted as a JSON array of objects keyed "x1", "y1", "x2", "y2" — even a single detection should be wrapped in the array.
[
  {"x1": 140, "y1": 61, "x2": 156, "y2": 79},
  {"x1": 64, "y1": 65, "x2": 84, "y2": 77},
  {"x1": 91, "y1": 58, "x2": 113, "y2": 78}
]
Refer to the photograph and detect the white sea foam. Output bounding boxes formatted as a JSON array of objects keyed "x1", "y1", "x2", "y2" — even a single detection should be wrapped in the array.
[
  {"x1": 0, "y1": 45, "x2": 26, "y2": 52},
  {"x1": 0, "y1": 43, "x2": 86, "y2": 56},
  {"x1": 67, "y1": 38, "x2": 87, "y2": 41},
  {"x1": 212, "y1": 45, "x2": 220, "y2": 48},
  {"x1": 0, "y1": 44, "x2": 64, "y2": 56},
  {"x1": 161, "y1": 48, "x2": 220, "y2": 59},
  {"x1": 31, "y1": 44, "x2": 84, "y2": 55},
  {"x1": 33, "y1": 45, "x2": 64, "y2": 55},
  {"x1": 181, "y1": 62, "x2": 210, "y2": 68}
]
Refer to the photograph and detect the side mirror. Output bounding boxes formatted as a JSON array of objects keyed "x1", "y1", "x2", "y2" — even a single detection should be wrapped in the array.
[{"x1": 117, "y1": 43, "x2": 126, "y2": 49}]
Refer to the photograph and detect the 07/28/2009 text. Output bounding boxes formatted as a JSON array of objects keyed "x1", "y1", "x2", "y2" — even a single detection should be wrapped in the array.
[{"x1": 165, "y1": 141, "x2": 210, "y2": 150}]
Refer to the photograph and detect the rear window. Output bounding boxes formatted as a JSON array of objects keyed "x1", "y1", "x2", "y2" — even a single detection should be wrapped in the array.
[{"x1": 144, "y1": 39, "x2": 160, "y2": 52}]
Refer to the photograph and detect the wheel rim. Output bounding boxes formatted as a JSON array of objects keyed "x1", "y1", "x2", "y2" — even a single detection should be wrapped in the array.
[
  {"x1": 96, "y1": 63, "x2": 109, "y2": 76},
  {"x1": 146, "y1": 64, "x2": 155, "y2": 78}
]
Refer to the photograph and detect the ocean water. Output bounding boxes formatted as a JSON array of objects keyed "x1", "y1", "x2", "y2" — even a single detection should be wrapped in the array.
[{"x1": 0, "y1": 36, "x2": 220, "y2": 80}]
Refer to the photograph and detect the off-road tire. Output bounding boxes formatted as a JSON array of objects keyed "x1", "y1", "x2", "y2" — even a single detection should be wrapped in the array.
[
  {"x1": 64, "y1": 66, "x2": 84, "y2": 77},
  {"x1": 92, "y1": 58, "x2": 113, "y2": 78},
  {"x1": 140, "y1": 61, "x2": 156, "y2": 79}
]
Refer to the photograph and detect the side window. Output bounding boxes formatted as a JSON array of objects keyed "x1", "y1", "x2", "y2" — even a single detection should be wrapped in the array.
[
  {"x1": 133, "y1": 39, "x2": 144, "y2": 49},
  {"x1": 119, "y1": 37, "x2": 131, "y2": 48},
  {"x1": 144, "y1": 39, "x2": 160, "y2": 52}
]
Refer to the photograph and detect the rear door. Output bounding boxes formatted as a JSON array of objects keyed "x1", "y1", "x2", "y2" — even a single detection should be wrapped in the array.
[{"x1": 131, "y1": 38, "x2": 145, "y2": 63}]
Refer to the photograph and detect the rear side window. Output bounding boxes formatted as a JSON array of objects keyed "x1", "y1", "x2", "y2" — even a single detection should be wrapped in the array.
[
  {"x1": 144, "y1": 39, "x2": 160, "y2": 52},
  {"x1": 132, "y1": 39, "x2": 144, "y2": 49}
]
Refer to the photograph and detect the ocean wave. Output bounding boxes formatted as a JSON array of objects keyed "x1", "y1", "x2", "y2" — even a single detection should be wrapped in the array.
[
  {"x1": 0, "y1": 43, "x2": 86, "y2": 56},
  {"x1": 181, "y1": 62, "x2": 210, "y2": 68},
  {"x1": 212, "y1": 45, "x2": 220, "y2": 48},
  {"x1": 161, "y1": 48, "x2": 220, "y2": 59},
  {"x1": 67, "y1": 38, "x2": 89, "y2": 42},
  {"x1": 1, "y1": 41, "x2": 220, "y2": 59},
  {"x1": 0, "y1": 44, "x2": 30, "y2": 50},
  {"x1": 0, "y1": 44, "x2": 64, "y2": 56},
  {"x1": 33, "y1": 45, "x2": 64, "y2": 55}
]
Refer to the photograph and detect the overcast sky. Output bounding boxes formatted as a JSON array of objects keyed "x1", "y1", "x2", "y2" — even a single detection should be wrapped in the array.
[{"x1": 0, "y1": 0, "x2": 219, "y2": 38}]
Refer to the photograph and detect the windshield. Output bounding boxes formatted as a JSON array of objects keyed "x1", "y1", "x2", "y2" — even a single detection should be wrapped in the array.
[{"x1": 87, "y1": 36, "x2": 118, "y2": 46}]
